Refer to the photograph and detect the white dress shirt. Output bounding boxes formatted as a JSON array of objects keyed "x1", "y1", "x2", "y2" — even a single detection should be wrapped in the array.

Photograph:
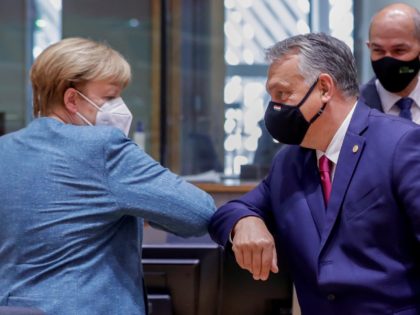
[
  {"x1": 316, "y1": 102, "x2": 357, "y2": 181},
  {"x1": 375, "y1": 77, "x2": 420, "y2": 124}
]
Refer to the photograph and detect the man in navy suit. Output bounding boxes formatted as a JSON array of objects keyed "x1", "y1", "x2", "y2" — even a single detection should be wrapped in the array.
[
  {"x1": 209, "y1": 33, "x2": 420, "y2": 314},
  {"x1": 360, "y1": 3, "x2": 420, "y2": 123}
]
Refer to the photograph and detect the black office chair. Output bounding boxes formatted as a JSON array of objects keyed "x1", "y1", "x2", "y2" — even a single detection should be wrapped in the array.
[{"x1": 0, "y1": 306, "x2": 45, "y2": 315}]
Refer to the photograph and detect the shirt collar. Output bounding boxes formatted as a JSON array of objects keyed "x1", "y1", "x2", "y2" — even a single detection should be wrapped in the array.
[
  {"x1": 316, "y1": 101, "x2": 357, "y2": 165},
  {"x1": 375, "y1": 77, "x2": 420, "y2": 113}
]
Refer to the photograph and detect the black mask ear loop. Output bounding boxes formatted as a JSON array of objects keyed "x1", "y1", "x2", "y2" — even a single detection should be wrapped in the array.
[
  {"x1": 304, "y1": 77, "x2": 327, "y2": 124},
  {"x1": 296, "y1": 78, "x2": 319, "y2": 108},
  {"x1": 297, "y1": 77, "x2": 326, "y2": 124},
  {"x1": 309, "y1": 102, "x2": 327, "y2": 124}
]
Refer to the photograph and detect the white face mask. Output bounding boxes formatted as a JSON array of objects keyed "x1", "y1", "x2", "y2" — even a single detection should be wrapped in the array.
[{"x1": 75, "y1": 90, "x2": 133, "y2": 136}]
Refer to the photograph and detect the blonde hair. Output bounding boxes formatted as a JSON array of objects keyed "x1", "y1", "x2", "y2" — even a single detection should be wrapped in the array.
[{"x1": 30, "y1": 37, "x2": 132, "y2": 117}]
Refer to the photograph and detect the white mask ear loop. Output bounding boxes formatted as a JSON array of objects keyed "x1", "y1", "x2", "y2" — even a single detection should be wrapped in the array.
[
  {"x1": 74, "y1": 90, "x2": 101, "y2": 126},
  {"x1": 75, "y1": 90, "x2": 102, "y2": 111},
  {"x1": 75, "y1": 112, "x2": 93, "y2": 126}
]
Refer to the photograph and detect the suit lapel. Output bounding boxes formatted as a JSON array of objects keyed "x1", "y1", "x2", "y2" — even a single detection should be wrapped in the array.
[
  {"x1": 302, "y1": 150, "x2": 326, "y2": 238},
  {"x1": 360, "y1": 78, "x2": 383, "y2": 112},
  {"x1": 319, "y1": 102, "x2": 370, "y2": 253}
]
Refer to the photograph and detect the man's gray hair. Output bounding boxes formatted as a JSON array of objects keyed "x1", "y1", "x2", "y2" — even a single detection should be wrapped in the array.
[{"x1": 265, "y1": 33, "x2": 359, "y2": 98}]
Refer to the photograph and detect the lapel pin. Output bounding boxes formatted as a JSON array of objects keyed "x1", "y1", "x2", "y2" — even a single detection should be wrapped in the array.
[{"x1": 352, "y1": 145, "x2": 359, "y2": 153}]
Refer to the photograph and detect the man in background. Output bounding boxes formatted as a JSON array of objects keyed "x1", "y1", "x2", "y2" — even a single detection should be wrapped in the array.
[{"x1": 360, "y1": 2, "x2": 420, "y2": 123}]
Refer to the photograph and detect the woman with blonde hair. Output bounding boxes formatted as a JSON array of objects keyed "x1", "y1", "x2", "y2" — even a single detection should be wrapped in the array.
[{"x1": 0, "y1": 37, "x2": 215, "y2": 315}]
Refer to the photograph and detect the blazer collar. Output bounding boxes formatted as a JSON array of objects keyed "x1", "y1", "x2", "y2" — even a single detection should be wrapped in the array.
[
  {"x1": 359, "y1": 77, "x2": 383, "y2": 112},
  {"x1": 301, "y1": 102, "x2": 371, "y2": 240},
  {"x1": 344, "y1": 99, "x2": 370, "y2": 136},
  {"x1": 302, "y1": 149, "x2": 326, "y2": 239},
  {"x1": 318, "y1": 100, "x2": 370, "y2": 253}
]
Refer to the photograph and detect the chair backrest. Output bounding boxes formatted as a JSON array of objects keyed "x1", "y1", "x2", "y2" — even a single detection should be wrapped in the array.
[{"x1": 0, "y1": 306, "x2": 45, "y2": 315}]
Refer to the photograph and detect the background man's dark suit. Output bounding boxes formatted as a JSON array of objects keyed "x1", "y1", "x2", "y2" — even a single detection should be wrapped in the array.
[{"x1": 359, "y1": 78, "x2": 383, "y2": 112}]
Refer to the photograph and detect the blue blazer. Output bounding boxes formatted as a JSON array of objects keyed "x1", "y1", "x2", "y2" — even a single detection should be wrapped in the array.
[
  {"x1": 209, "y1": 101, "x2": 420, "y2": 315},
  {"x1": 0, "y1": 118, "x2": 215, "y2": 315},
  {"x1": 359, "y1": 78, "x2": 384, "y2": 112}
]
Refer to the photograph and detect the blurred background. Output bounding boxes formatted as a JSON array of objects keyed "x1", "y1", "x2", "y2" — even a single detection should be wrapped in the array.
[{"x1": 3, "y1": 0, "x2": 419, "y2": 180}]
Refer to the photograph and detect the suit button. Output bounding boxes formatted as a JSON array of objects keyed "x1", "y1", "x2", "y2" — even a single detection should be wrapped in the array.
[{"x1": 327, "y1": 294, "x2": 336, "y2": 301}]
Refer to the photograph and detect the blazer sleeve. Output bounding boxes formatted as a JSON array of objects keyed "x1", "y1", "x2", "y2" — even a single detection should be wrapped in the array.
[
  {"x1": 208, "y1": 171, "x2": 274, "y2": 246},
  {"x1": 392, "y1": 127, "x2": 420, "y2": 242},
  {"x1": 103, "y1": 129, "x2": 216, "y2": 237}
]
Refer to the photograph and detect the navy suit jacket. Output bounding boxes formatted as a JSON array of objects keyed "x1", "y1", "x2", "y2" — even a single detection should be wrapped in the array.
[
  {"x1": 209, "y1": 101, "x2": 420, "y2": 315},
  {"x1": 359, "y1": 77, "x2": 384, "y2": 112}
]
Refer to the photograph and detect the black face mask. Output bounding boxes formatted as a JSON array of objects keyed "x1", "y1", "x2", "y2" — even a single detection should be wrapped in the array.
[
  {"x1": 371, "y1": 56, "x2": 420, "y2": 93},
  {"x1": 264, "y1": 79, "x2": 327, "y2": 145}
]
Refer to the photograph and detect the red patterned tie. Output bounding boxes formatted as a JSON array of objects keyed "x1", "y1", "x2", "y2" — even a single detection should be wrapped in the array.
[{"x1": 319, "y1": 155, "x2": 333, "y2": 204}]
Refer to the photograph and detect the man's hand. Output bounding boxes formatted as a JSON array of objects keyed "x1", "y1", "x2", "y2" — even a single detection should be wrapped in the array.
[{"x1": 231, "y1": 216, "x2": 278, "y2": 281}]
